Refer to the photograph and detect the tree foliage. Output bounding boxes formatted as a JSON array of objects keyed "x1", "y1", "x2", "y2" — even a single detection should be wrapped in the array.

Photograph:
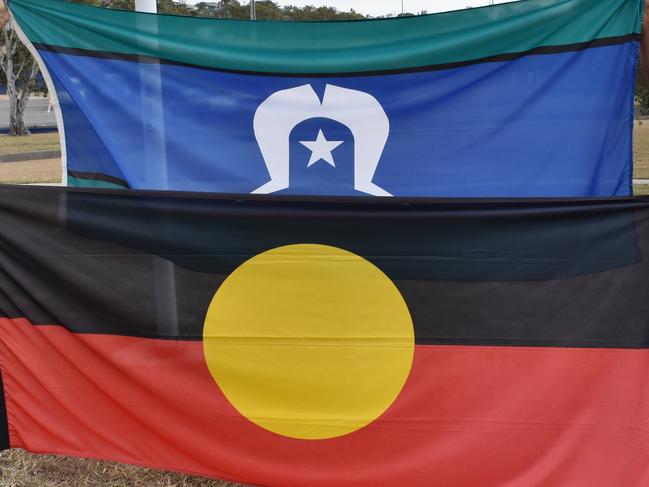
[
  {"x1": 75, "y1": 0, "x2": 366, "y2": 20},
  {"x1": 74, "y1": 0, "x2": 135, "y2": 9}
]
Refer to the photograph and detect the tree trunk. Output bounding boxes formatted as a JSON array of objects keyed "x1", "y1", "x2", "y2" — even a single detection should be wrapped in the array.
[
  {"x1": 7, "y1": 67, "x2": 27, "y2": 136},
  {"x1": 8, "y1": 103, "x2": 28, "y2": 136},
  {"x1": 2, "y1": 25, "x2": 35, "y2": 136}
]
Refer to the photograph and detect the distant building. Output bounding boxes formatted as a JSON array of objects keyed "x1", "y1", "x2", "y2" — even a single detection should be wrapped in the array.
[{"x1": 199, "y1": 2, "x2": 221, "y2": 13}]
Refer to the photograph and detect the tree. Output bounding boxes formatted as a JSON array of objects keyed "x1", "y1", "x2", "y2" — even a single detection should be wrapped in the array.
[
  {"x1": 0, "y1": 23, "x2": 42, "y2": 136},
  {"x1": 280, "y1": 4, "x2": 364, "y2": 20},
  {"x1": 74, "y1": 0, "x2": 135, "y2": 9},
  {"x1": 157, "y1": 0, "x2": 195, "y2": 15},
  {"x1": 191, "y1": 1, "x2": 365, "y2": 20}
]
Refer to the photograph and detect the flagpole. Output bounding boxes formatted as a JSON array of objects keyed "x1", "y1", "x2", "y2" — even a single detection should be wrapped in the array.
[
  {"x1": 135, "y1": 0, "x2": 157, "y2": 13},
  {"x1": 134, "y1": 0, "x2": 166, "y2": 192},
  {"x1": 135, "y1": 0, "x2": 179, "y2": 336},
  {"x1": 250, "y1": 0, "x2": 256, "y2": 20}
]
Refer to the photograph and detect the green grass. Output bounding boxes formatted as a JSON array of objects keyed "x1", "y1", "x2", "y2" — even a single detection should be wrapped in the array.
[
  {"x1": 0, "y1": 133, "x2": 60, "y2": 155},
  {"x1": 634, "y1": 121, "x2": 649, "y2": 180}
]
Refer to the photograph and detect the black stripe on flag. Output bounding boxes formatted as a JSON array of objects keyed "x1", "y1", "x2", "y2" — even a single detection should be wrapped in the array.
[
  {"x1": 32, "y1": 34, "x2": 641, "y2": 78},
  {"x1": 0, "y1": 186, "x2": 648, "y2": 348}
]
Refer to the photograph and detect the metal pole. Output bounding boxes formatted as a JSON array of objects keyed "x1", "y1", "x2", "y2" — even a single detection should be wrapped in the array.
[
  {"x1": 135, "y1": 0, "x2": 157, "y2": 13},
  {"x1": 250, "y1": 0, "x2": 256, "y2": 20},
  {"x1": 401, "y1": 0, "x2": 404, "y2": 15},
  {"x1": 135, "y1": 0, "x2": 179, "y2": 336}
]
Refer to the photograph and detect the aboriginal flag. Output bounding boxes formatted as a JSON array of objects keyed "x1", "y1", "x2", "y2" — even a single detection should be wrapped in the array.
[
  {"x1": 0, "y1": 186, "x2": 649, "y2": 485},
  {"x1": 8, "y1": 0, "x2": 644, "y2": 197}
]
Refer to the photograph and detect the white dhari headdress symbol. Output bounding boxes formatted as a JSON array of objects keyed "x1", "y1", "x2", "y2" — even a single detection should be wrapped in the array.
[{"x1": 252, "y1": 83, "x2": 392, "y2": 197}]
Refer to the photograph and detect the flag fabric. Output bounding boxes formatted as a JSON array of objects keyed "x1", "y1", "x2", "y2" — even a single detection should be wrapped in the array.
[
  {"x1": 0, "y1": 186, "x2": 649, "y2": 485},
  {"x1": 9, "y1": 0, "x2": 643, "y2": 197}
]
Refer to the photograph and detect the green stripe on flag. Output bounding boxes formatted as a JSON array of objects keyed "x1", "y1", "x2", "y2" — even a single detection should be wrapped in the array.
[
  {"x1": 10, "y1": 0, "x2": 644, "y2": 74},
  {"x1": 68, "y1": 175, "x2": 128, "y2": 189}
]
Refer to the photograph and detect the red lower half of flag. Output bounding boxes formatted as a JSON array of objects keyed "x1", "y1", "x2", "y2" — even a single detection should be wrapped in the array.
[{"x1": 1, "y1": 317, "x2": 648, "y2": 486}]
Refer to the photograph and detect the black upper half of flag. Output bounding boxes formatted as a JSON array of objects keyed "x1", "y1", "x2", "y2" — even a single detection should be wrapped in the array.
[{"x1": 0, "y1": 186, "x2": 648, "y2": 348}]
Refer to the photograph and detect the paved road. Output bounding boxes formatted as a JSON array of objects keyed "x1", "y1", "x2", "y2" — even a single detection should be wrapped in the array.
[{"x1": 0, "y1": 96, "x2": 57, "y2": 129}]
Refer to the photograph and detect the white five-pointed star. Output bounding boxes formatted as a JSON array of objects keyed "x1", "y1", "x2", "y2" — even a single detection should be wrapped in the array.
[{"x1": 300, "y1": 130, "x2": 344, "y2": 168}]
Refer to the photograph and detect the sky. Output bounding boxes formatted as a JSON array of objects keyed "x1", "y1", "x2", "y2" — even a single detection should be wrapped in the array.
[{"x1": 187, "y1": 0, "x2": 515, "y2": 17}]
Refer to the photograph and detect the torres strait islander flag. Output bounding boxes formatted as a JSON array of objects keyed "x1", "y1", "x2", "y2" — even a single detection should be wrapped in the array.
[
  {"x1": 7, "y1": 0, "x2": 644, "y2": 197},
  {"x1": 0, "y1": 186, "x2": 648, "y2": 485}
]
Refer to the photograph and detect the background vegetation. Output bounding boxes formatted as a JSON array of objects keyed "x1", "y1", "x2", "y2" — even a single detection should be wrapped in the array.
[{"x1": 72, "y1": 0, "x2": 368, "y2": 20}]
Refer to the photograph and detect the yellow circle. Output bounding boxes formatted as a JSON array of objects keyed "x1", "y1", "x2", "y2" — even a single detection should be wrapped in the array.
[{"x1": 203, "y1": 244, "x2": 414, "y2": 440}]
